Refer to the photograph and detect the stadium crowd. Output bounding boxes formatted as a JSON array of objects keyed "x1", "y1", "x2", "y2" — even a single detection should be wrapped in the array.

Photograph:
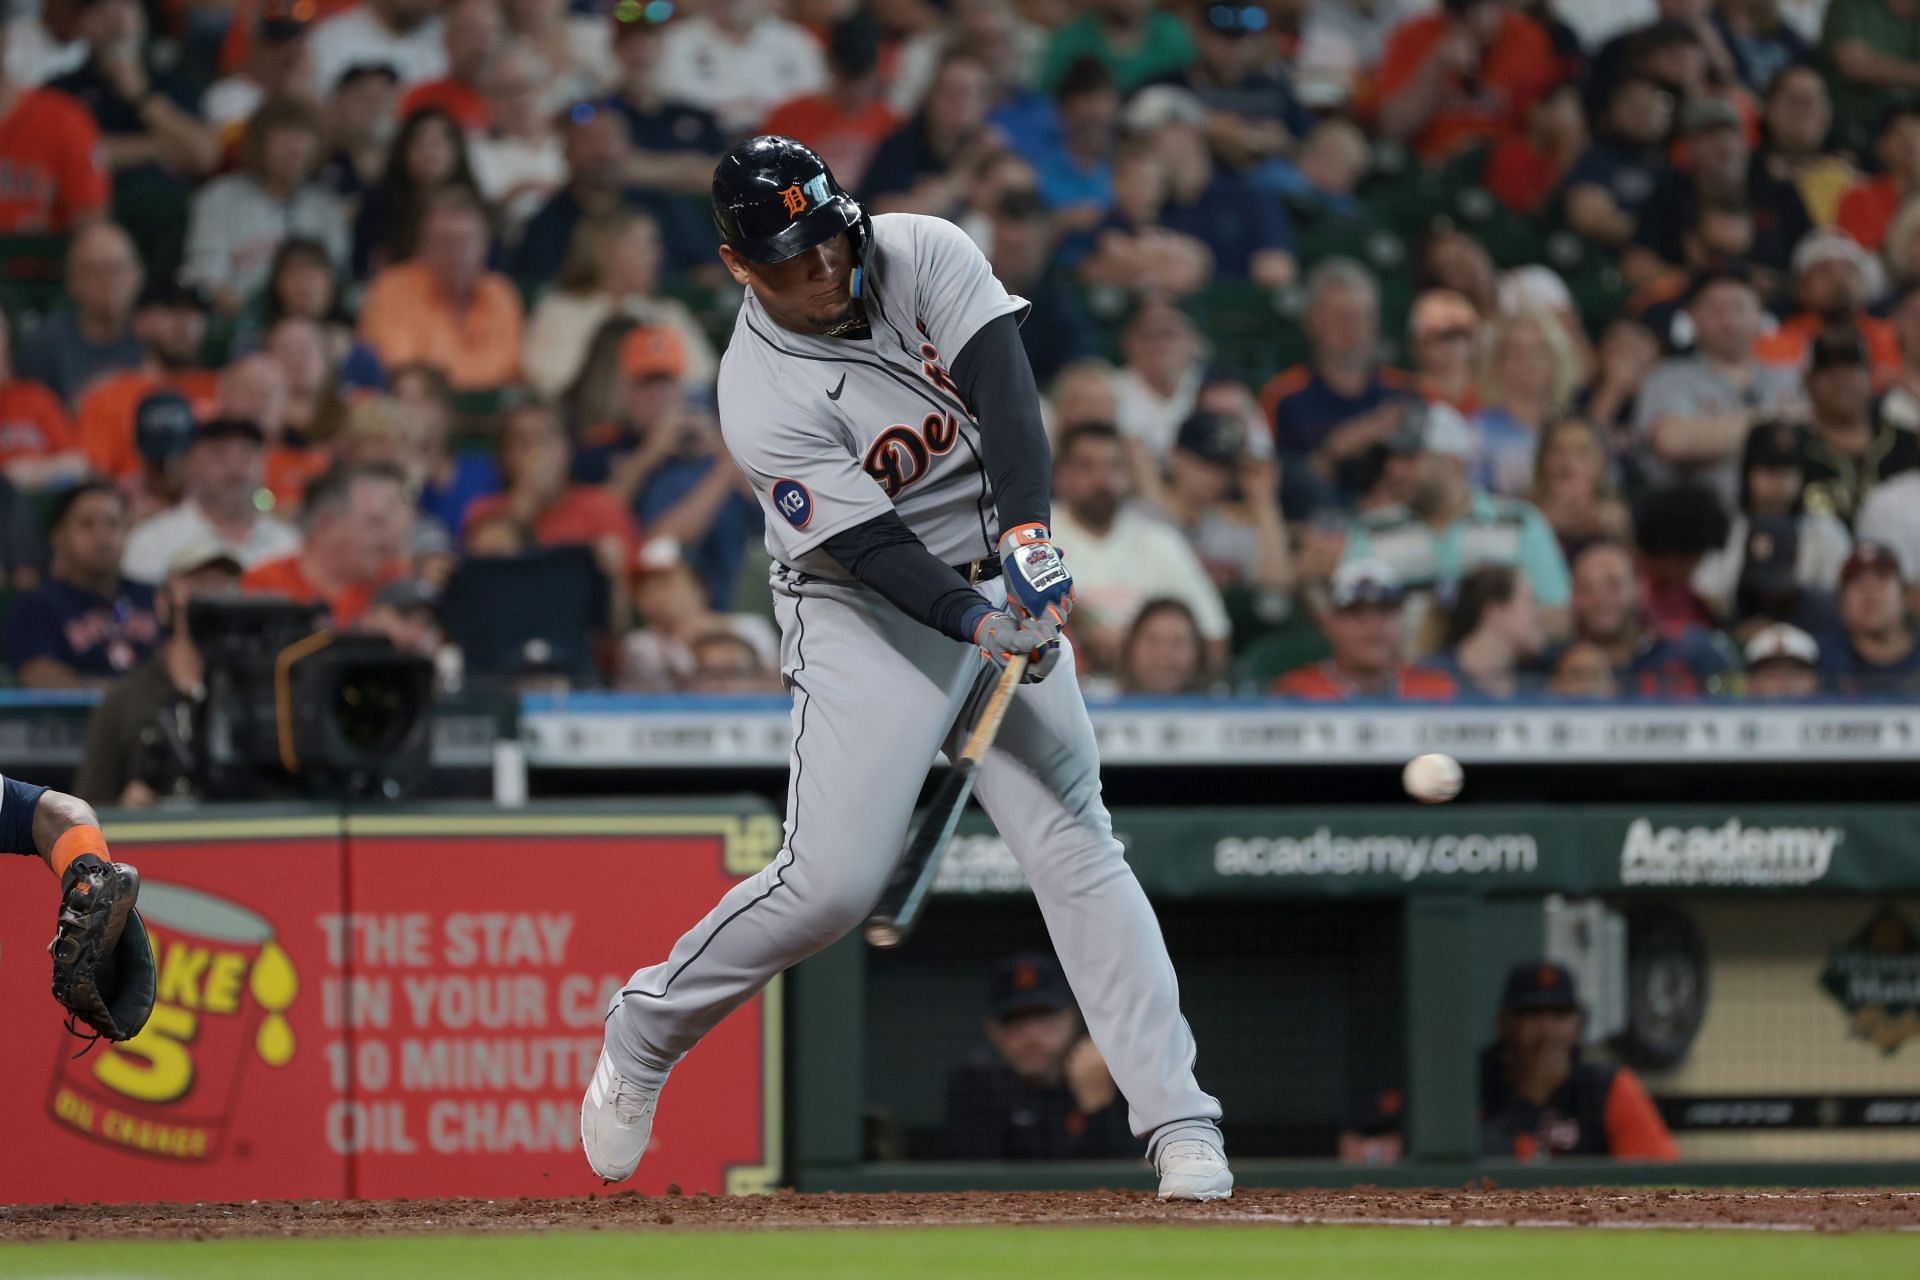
[{"x1": 0, "y1": 0, "x2": 1917, "y2": 715}]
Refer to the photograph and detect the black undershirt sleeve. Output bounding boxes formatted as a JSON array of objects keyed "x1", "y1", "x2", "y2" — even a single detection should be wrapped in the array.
[
  {"x1": 822, "y1": 512, "x2": 990, "y2": 643},
  {"x1": 949, "y1": 312, "x2": 1052, "y2": 535}
]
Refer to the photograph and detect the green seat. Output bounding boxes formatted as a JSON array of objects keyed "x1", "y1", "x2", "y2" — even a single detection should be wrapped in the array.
[{"x1": 0, "y1": 233, "x2": 70, "y2": 333}]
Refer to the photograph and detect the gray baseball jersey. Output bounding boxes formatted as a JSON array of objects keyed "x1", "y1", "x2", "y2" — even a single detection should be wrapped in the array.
[{"x1": 602, "y1": 212, "x2": 1224, "y2": 1162}]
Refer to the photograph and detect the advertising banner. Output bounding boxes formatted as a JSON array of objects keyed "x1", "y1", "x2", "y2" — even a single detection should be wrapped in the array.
[{"x1": 0, "y1": 806, "x2": 783, "y2": 1204}]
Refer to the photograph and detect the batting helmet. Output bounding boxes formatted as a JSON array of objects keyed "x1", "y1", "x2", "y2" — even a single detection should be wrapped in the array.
[{"x1": 711, "y1": 135, "x2": 869, "y2": 265}]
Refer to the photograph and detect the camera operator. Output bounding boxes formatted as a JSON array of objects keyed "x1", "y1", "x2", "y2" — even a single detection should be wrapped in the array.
[{"x1": 74, "y1": 544, "x2": 242, "y2": 808}]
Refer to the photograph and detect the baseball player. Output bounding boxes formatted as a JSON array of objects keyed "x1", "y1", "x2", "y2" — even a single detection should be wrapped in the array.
[
  {"x1": 2, "y1": 775, "x2": 155, "y2": 1048},
  {"x1": 583, "y1": 137, "x2": 1231, "y2": 1200}
]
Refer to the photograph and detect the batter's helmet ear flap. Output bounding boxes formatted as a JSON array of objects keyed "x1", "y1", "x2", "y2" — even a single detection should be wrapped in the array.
[{"x1": 712, "y1": 135, "x2": 870, "y2": 266}]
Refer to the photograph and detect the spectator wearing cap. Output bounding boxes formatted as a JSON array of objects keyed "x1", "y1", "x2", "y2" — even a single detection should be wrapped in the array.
[
  {"x1": 466, "y1": 47, "x2": 568, "y2": 240},
  {"x1": 577, "y1": 325, "x2": 757, "y2": 609},
  {"x1": 182, "y1": 97, "x2": 351, "y2": 315},
  {"x1": 1693, "y1": 420, "x2": 1853, "y2": 625},
  {"x1": 241, "y1": 463, "x2": 411, "y2": 627},
  {"x1": 1114, "y1": 598, "x2": 1211, "y2": 695},
  {"x1": 1342, "y1": 403, "x2": 1572, "y2": 643},
  {"x1": 1371, "y1": 0, "x2": 1559, "y2": 163},
  {"x1": 316, "y1": 63, "x2": 400, "y2": 208},
  {"x1": 2, "y1": 480, "x2": 160, "y2": 689},
  {"x1": 1633, "y1": 269, "x2": 1802, "y2": 505},
  {"x1": 761, "y1": 14, "x2": 898, "y2": 195},
  {"x1": 1557, "y1": 74, "x2": 1676, "y2": 253},
  {"x1": 1798, "y1": 326, "x2": 1920, "y2": 524},
  {"x1": 987, "y1": 189, "x2": 1094, "y2": 386},
  {"x1": 1050, "y1": 421, "x2": 1232, "y2": 674},
  {"x1": 360, "y1": 188, "x2": 522, "y2": 392},
  {"x1": 1260, "y1": 258, "x2": 1418, "y2": 515},
  {"x1": 361, "y1": 578, "x2": 445, "y2": 661},
  {"x1": 307, "y1": 0, "x2": 447, "y2": 100},
  {"x1": 73, "y1": 543, "x2": 243, "y2": 807},
  {"x1": 1757, "y1": 63, "x2": 1855, "y2": 227},
  {"x1": 522, "y1": 211, "x2": 717, "y2": 400},
  {"x1": 1079, "y1": 139, "x2": 1213, "y2": 299},
  {"x1": 51, "y1": 0, "x2": 219, "y2": 190},
  {"x1": 861, "y1": 51, "x2": 1001, "y2": 219},
  {"x1": 0, "y1": 18, "x2": 106, "y2": 233},
  {"x1": 353, "y1": 106, "x2": 481, "y2": 279},
  {"x1": 1820, "y1": 0, "x2": 1920, "y2": 153},
  {"x1": 1039, "y1": 0, "x2": 1194, "y2": 94},
  {"x1": 124, "y1": 389, "x2": 197, "y2": 522},
  {"x1": 1837, "y1": 105, "x2": 1920, "y2": 251},
  {"x1": 1110, "y1": 299, "x2": 1207, "y2": 463},
  {"x1": 602, "y1": 1, "x2": 724, "y2": 194},
  {"x1": 1480, "y1": 961, "x2": 1678, "y2": 1162},
  {"x1": 1471, "y1": 308, "x2": 1583, "y2": 499},
  {"x1": 203, "y1": 5, "x2": 315, "y2": 140},
  {"x1": 461, "y1": 399, "x2": 639, "y2": 590},
  {"x1": 1274, "y1": 560, "x2": 1457, "y2": 699},
  {"x1": 215, "y1": 351, "x2": 330, "y2": 513},
  {"x1": 1408, "y1": 289, "x2": 1483, "y2": 415},
  {"x1": 1743, "y1": 622, "x2": 1825, "y2": 697},
  {"x1": 397, "y1": 0, "x2": 502, "y2": 132},
  {"x1": 617, "y1": 536, "x2": 777, "y2": 693},
  {"x1": 1565, "y1": 538, "x2": 1736, "y2": 696},
  {"x1": 72, "y1": 280, "x2": 219, "y2": 482},
  {"x1": 1637, "y1": 94, "x2": 1812, "y2": 279},
  {"x1": 123, "y1": 416, "x2": 300, "y2": 584},
  {"x1": 940, "y1": 951, "x2": 1133, "y2": 1161},
  {"x1": 0, "y1": 304, "x2": 84, "y2": 493},
  {"x1": 1419, "y1": 563, "x2": 1546, "y2": 699},
  {"x1": 1827, "y1": 542, "x2": 1920, "y2": 692},
  {"x1": 1855, "y1": 471, "x2": 1920, "y2": 615},
  {"x1": 1171, "y1": 1, "x2": 1310, "y2": 173},
  {"x1": 1754, "y1": 228, "x2": 1901, "y2": 377},
  {"x1": 16, "y1": 222, "x2": 143, "y2": 406},
  {"x1": 1138, "y1": 87, "x2": 1297, "y2": 289},
  {"x1": 651, "y1": 0, "x2": 824, "y2": 138},
  {"x1": 1145, "y1": 409, "x2": 1291, "y2": 602}
]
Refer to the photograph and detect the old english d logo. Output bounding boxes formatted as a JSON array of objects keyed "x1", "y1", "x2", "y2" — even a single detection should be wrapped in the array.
[{"x1": 779, "y1": 183, "x2": 808, "y2": 218}]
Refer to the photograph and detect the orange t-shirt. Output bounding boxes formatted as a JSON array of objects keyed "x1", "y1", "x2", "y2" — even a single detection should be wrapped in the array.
[
  {"x1": 240, "y1": 553, "x2": 406, "y2": 629},
  {"x1": 1273, "y1": 661, "x2": 1458, "y2": 701},
  {"x1": 358, "y1": 261, "x2": 525, "y2": 391},
  {"x1": 400, "y1": 80, "x2": 490, "y2": 132},
  {"x1": 461, "y1": 484, "x2": 640, "y2": 561},
  {"x1": 1754, "y1": 311, "x2": 1903, "y2": 383},
  {"x1": 0, "y1": 86, "x2": 108, "y2": 232},
  {"x1": 0, "y1": 378, "x2": 75, "y2": 464},
  {"x1": 1835, "y1": 175, "x2": 1900, "y2": 252},
  {"x1": 73, "y1": 369, "x2": 221, "y2": 480},
  {"x1": 1371, "y1": 12, "x2": 1559, "y2": 161},
  {"x1": 265, "y1": 443, "x2": 334, "y2": 512}
]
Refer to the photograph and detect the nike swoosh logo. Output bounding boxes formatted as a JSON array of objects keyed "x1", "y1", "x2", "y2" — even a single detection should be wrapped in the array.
[{"x1": 826, "y1": 373, "x2": 846, "y2": 401}]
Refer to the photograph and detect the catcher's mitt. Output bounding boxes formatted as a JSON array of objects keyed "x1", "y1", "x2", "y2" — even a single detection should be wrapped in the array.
[{"x1": 49, "y1": 853, "x2": 156, "y2": 1051}]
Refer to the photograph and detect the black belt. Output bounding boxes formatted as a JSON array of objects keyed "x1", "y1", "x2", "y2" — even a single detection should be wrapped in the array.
[{"x1": 954, "y1": 556, "x2": 1002, "y2": 585}]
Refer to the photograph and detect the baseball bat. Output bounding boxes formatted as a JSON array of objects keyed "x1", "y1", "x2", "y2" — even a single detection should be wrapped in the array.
[{"x1": 863, "y1": 652, "x2": 1029, "y2": 949}]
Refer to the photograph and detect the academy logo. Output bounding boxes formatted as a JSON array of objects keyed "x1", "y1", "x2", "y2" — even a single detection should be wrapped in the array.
[
  {"x1": 772, "y1": 479, "x2": 812, "y2": 529},
  {"x1": 1820, "y1": 907, "x2": 1920, "y2": 1055},
  {"x1": 1619, "y1": 817, "x2": 1840, "y2": 886}
]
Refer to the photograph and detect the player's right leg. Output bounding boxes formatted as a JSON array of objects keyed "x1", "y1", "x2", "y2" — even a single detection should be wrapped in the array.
[{"x1": 584, "y1": 578, "x2": 976, "y2": 1181}]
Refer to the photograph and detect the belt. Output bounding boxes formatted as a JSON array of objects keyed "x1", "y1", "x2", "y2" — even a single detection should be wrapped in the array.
[{"x1": 954, "y1": 556, "x2": 1003, "y2": 585}]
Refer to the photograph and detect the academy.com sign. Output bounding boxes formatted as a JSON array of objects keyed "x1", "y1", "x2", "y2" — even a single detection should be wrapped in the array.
[
  {"x1": 1213, "y1": 828, "x2": 1539, "y2": 881},
  {"x1": 1619, "y1": 817, "x2": 1840, "y2": 887}
]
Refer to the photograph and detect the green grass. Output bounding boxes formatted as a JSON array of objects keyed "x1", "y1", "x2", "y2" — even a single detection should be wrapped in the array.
[{"x1": 0, "y1": 1225, "x2": 1910, "y2": 1280}]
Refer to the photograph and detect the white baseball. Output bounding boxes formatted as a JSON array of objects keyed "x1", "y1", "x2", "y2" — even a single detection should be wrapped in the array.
[{"x1": 1403, "y1": 752, "x2": 1463, "y2": 804}]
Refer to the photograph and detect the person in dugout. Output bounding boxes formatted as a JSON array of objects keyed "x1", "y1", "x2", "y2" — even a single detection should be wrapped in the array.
[{"x1": 1480, "y1": 961, "x2": 1678, "y2": 1161}]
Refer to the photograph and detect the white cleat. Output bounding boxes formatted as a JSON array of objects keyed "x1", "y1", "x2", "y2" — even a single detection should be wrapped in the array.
[
  {"x1": 1155, "y1": 1138, "x2": 1234, "y2": 1201},
  {"x1": 580, "y1": 1047, "x2": 659, "y2": 1182}
]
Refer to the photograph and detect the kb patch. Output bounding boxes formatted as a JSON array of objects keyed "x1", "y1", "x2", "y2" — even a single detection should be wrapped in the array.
[{"x1": 773, "y1": 479, "x2": 813, "y2": 529}]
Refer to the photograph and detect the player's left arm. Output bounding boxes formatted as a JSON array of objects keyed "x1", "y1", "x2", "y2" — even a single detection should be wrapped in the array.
[{"x1": 0, "y1": 774, "x2": 102, "y2": 873}]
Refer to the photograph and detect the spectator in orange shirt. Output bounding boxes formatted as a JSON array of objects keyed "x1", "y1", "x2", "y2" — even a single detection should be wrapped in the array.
[
  {"x1": 760, "y1": 14, "x2": 898, "y2": 194},
  {"x1": 0, "y1": 304, "x2": 86, "y2": 493},
  {"x1": 240, "y1": 463, "x2": 410, "y2": 627},
  {"x1": 358, "y1": 187, "x2": 524, "y2": 391},
  {"x1": 73, "y1": 280, "x2": 219, "y2": 482},
  {"x1": 216, "y1": 352, "x2": 330, "y2": 514},
  {"x1": 1754, "y1": 228, "x2": 1902, "y2": 379},
  {"x1": 0, "y1": 25, "x2": 108, "y2": 231},
  {"x1": 1836, "y1": 104, "x2": 1920, "y2": 253},
  {"x1": 1273, "y1": 560, "x2": 1458, "y2": 700},
  {"x1": 1479, "y1": 961, "x2": 1678, "y2": 1162},
  {"x1": 1372, "y1": 0, "x2": 1558, "y2": 163},
  {"x1": 398, "y1": 0, "x2": 503, "y2": 133}
]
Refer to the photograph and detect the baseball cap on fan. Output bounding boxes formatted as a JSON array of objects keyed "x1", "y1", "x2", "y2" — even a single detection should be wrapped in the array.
[
  {"x1": 989, "y1": 952, "x2": 1075, "y2": 1019},
  {"x1": 134, "y1": 391, "x2": 198, "y2": 466},
  {"x1": 1743, "y1": 622, "x2": 1820, "y2": 671},
  {"x1": 1841, "y1": 541, "x2": 1905, "y2": 586},
  {"x1": 1328, "y1": 559, "x2": 1404, "y2": 611},
  {"x1": 620, "y1": 325, "x2": 689, "y2": 381},
  {"x1": 1174, "y1": 410, "x2": 1247, "y2": 468},
  {"x1": 1501, "y1": 961, "x2": 1579, "y2": 1013}
]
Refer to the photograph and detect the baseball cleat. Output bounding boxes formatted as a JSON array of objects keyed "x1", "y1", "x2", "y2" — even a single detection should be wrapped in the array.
[
  {"x1": 1155, "y1": 1138, "x2": 1234, "y2": 1201},
  {"x1": 580, "y1": 1047, "x2": 659, "y2": 1182}
]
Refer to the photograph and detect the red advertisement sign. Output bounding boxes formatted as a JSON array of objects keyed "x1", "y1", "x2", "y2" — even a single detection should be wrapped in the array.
[{"x1": 0, "y1": 810, "x2": 781, "y2": 1204}]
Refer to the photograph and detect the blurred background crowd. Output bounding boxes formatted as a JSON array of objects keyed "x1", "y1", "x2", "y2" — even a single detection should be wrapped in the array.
[{"x1": 0, "y1": 0, "x2": 1917, "y2": 724}]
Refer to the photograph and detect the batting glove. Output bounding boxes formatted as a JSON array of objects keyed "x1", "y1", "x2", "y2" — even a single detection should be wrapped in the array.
[
  {"x1": 998, "y1": 523, "x2": 1073, "y2": 627},
  {"x1": 970, "y1": 608, "x2": 1064, "y2": 684}
]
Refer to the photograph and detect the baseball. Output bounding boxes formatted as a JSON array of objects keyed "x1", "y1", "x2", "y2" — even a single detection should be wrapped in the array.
[{"x1": 1403, "y1": 753, "x2": 1464, "y2": 804}]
